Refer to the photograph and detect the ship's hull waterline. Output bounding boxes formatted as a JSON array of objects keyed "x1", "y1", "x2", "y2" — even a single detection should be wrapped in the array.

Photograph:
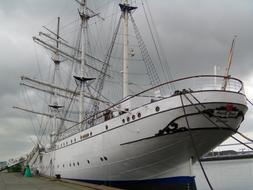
[{"x1": 31, "y1": 90, "x2": 247, "y2": 189}]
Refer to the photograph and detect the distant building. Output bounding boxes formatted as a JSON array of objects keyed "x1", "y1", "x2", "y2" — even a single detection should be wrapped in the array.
[{"x1": 0, "y1": 161, "x2": 7, "y2": 170}]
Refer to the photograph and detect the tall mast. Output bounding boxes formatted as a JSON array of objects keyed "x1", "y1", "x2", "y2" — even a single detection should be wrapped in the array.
[
  {"x1": 123, "y1": 0, "x2": 129, "y2": 98},
  {"x1": 79, "y1": 0, "x2": 86, "y2": 131},
  {"x1": 120, "y1": 1, "x2": 137, "y2": 98},
  {"x1": 74, "y1": 0, "x2": 96, "y2": 131},
  {"x1": 49, "y1": 17, "x2": 62, "y2": 146}
]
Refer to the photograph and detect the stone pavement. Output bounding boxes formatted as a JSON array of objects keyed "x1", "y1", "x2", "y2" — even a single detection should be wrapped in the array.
[{"x1": 0, "y1": 172, "x2": 122, "y2": 190}]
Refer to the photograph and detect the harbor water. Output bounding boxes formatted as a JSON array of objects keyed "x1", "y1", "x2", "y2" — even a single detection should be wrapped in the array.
[{"x1": 193, "y1": 158, "x2": 253, "y2": 190}]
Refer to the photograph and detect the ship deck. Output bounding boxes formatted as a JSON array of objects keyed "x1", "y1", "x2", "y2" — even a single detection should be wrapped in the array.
[{"x1": 0, "y1": 172, "x2": 121, "y2": 190}]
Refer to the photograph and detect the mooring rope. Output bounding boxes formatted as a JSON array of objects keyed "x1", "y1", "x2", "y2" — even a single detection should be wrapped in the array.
[
  {"x1": 185, "y1": 91, "x2": 253, "y2": 151},
  {"x1": 179, "y1": 93, "x2": 214, "y2": 190}
]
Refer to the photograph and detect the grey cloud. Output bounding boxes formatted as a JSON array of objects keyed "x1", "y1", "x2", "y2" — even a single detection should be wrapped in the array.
[
  {"x1": 0, "y1": 0, "x2": 253, "y2": 161},
  {"x1": 139, "y1": 0, "x2": 253, "y2": 78}
]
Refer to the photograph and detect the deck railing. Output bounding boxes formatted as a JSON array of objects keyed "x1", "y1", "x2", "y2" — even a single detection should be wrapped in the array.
[
  {"x1": 58, "y1": 75, "x2": 244, "y2": 140},
  {"x1": 140, "y1": 75, "x2": 244, "y2": 97}
]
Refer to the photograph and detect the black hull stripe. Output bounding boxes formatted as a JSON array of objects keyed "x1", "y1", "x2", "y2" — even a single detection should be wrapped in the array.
[
  {"x1": 120, "y1": 127, "x2": 235, "y2": 146},
  {"x1": 53, "y1": 102, "x2": 246, "y2": 152}
]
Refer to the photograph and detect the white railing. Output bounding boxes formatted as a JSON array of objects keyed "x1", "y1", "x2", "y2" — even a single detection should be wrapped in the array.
[{"x1": 57, "y1": 75, "x2": 244, "y2": 140}]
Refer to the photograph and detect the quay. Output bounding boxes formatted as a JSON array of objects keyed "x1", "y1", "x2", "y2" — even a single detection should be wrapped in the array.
[{"x1": 0, "y1": 172, "x2": 121, "y2": 190}]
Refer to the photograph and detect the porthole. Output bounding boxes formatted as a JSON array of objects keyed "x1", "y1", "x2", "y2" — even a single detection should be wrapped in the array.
[
  {"x1": 104, "y1": 156, "x2": 108, "y2": 161},
  {"x1": 122, "y1": 119, "x2": 125, "y2": 123},
  {"x1": 66, "y1": 142, "x2": 68, "y2": 145},
  {"x1": 132, "y1": 115, "x2": 135, "y2": 120},
  {"x1": 87, "y1": 160, "x2": 90, "y2": 164},
  {"x1": 73, "y1": 163, "x2": 75, "y2": 166},
  {"x1": 69, "y1": 163, "x2": 71, "y2": 167},
  {"x1": 71, "y1": 139, "x2": 73, "y2": 143},
  {"x1": 100, "y1": 157, "x2": 104, "y2": 161},
  {"x1": 74, "y1": 138, "x2": 76, "y2": 142},
  {"x1": 105, "y1": 125, "x2": 108, "y2": 130},
  {"x1": 127, "y1": 117, "x2": 130, "y2": 122},
  {"x1": 77, "y1": 162, "x2": 79, "y2": 166},
  {"x1": 137, "y1": 112, "x2": 141, "y2": 118},
  {"x1": 90, "y1": 132, "x2": 92, "y2": 136},
  {"x1": 155, "y1": 106, "x2": 160, "y2": 112},
  {"x1": 63, "y1": 164, "x2": 65, "y2": 168}
]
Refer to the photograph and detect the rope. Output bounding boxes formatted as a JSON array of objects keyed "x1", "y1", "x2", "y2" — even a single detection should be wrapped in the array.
[
  {"x1": 230, "y1": 136, "x2": 253, "y2": 151},
  {"x1": 246, "y1": 97, "x2": 253, "y2": 106},
  {"x1": 141, "y1": 1, "x2": 169, "y2": 83},
  {"x1": 185, "y1": 91, "x2": 253, "y2": 151},
  {"x1": 143, "y1": 0, "x2": 175, "y2": 90},
  {"x1": 179, "y1": 94, "x2": 214, "y2": 190},
  {"x1": 235, "y1": 131, "x2": 253, "y2": 143}
]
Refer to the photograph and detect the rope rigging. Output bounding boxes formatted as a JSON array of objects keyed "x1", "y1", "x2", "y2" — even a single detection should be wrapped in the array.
[
  {"x1": 182, "y1": 89, "x2": 253, "y2": 151},
  {"x1": 179, "y1": 93, "x2": 214, "y2": 190},
  {"x1": 178, "y1": 88, "x2": 253, "y2": 189},
  {"x1": 141, "y1": 0, "x2": 175, "y2": 94},
  {"x1": 130, "y1": 13, "x2": 164, "y2": 95},
  {"x1": 246, "y1": 97, "x2": 253, "y2": 106},
  {"x1": 88, "y1": 12, "x2": 123, "y2": 122}
]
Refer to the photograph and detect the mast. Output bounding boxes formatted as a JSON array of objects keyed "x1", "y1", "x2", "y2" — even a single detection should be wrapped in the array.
[
  {"x1": 222, "y1": 35, "x2": 237, "y2": 90},
  {"x1": 79, "y1": 0, "x2": 86, "y2": 131},
  {"x1": 49, "y1": 17, "x2": 63, "y2": 145},
  {"x1": 74, "y1": 0, "x2": 96, "y2": 131},
  {"x1": 123, "y1": 0, "x2": 129, "y2": 98},
  {"x1": 120, "y1": 1, "x2": 137, "y2": 98}
]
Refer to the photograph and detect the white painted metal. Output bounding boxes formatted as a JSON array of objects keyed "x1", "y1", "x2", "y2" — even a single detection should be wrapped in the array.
[
  {"x1": 26, "y1": 1, "x2": 248, "y2": 185},
  {"x1": 31, "y1": 90, "x2": 247, "y2": 181},
  {"x1": 123, "y1": 0, "x2": 129, "y2": 98},
  {"x1": 79, "y1": 0, "x2": 87, "y2": 131},
  {"x1": 51, "y1": 17, "x2": 61, "y2": 138},
  {"x1": 189, "y1": 157, "x2": 193, "y2": 177},
  {"x1": 214, "y1": 65, "x2": 217, "y2": 87}
]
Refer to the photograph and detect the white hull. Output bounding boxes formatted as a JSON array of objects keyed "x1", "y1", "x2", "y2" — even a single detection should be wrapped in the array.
[{"x1": 32, "y1": 90, "x2": 247, "y2": 183}]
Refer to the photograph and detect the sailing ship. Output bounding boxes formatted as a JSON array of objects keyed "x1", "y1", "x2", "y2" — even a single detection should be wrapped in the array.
[{"x1": 15, "y1": 0, "x2": 248, "y2": 189}]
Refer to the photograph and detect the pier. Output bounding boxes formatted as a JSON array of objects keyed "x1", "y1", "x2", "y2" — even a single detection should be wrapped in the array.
[{"x1": 0, "y1": 172, "x2": 121, "y2": 190}]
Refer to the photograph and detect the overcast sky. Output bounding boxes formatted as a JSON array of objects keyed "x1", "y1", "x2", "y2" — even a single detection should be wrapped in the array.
[{"x1": 0, "y1": 0, "x2": 253, "y2": 161}]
